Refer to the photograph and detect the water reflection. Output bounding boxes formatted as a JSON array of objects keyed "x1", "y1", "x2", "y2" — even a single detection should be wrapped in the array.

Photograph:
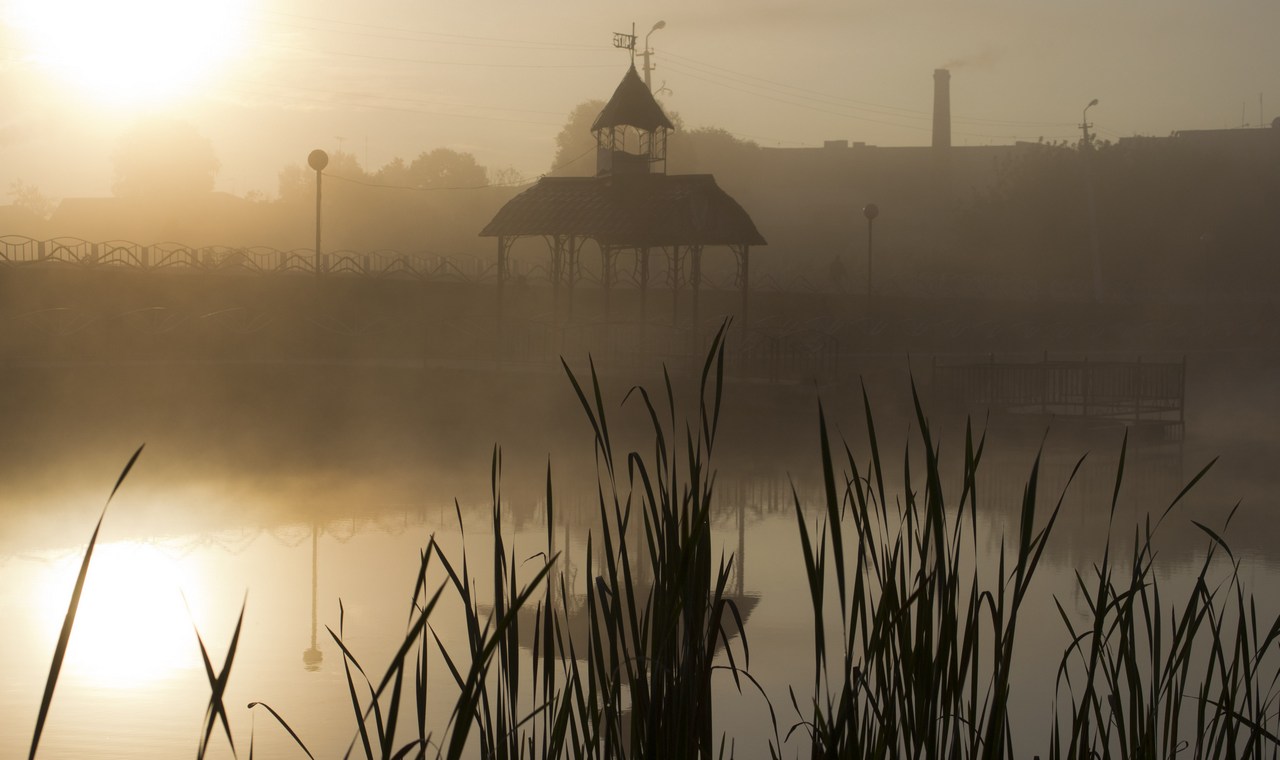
[
  {"x1": 1, "y1": 362, "x2": 1277, "y2": 757},
  {"x1": 302, "y1": 522, "x2": 323, "y2": 672}
]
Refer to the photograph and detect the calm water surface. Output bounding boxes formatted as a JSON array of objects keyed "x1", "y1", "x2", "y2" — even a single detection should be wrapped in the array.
[{"x1": 2, "y1": 360, "x2": 1277, "y2": 758}]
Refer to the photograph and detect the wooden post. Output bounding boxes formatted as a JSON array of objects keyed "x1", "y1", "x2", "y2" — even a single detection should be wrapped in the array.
[
  {"x1": 639, "y1": 246, "x2": 650, "y2": 323},
  {"x1": 1082, "y1": 357, "x2": 1091, "y2": 419},
  {"x1": 739, "y1": 245, "x2": 751, "y2": 336},
  {"x1": 1041, "y1": 351, "x2": 1048, "y2": 415},
  {"x1": 496, "y1": 236, "x2": 507, "y2": 363},
  {"x1": 601, "y1": 245, "x2": 612, "y2": 322},
  {"x1": 567, "y1": 236, "x2": 578, "y2": 322},
  {"x1": 691, "y1": 245, "x2": 703, "y2": 336},
  {"x1": 670, "y1": 245, "x2": 680, "y2": 327},
  {"x1": 551, "y1": 235, "x2": 563, "y2": 328},
  {"x1": 1134, "y1": 357, "x2": 1142, "y2": 422}
]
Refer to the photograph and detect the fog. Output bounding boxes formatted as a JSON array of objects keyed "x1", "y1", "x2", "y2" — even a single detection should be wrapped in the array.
[{"x1": 4, "y1": 4, "x2": 1280, "y2": 758}]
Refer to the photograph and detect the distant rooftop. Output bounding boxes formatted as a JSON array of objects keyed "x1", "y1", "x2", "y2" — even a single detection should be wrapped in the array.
[
  {"x1": 480, "y1": 174, "x2": 765, "y2": 248},
  {"x1": 591, "y1": 65, "x2": 674, "y2": 133}
]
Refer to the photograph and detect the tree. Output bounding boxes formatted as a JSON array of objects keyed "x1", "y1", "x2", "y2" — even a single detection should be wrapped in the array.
[
  {"x1": 669, "y1": 127, "x2": 759, "y2": 193},
  {"x1": 8, "y1": 180, "x2": 56, "y2": 219},
  {"x1": 404, "y1": 148, "x2": 487, "y2": 189},
  {"x1": 549, "y1": 100, "x2": 604, "y2": 176},
  {"x1": 113, "y1": 119, "x2": 220, "y2": 198},
  {"x1": 548, "y1": 99, "x2": 757, "y2": 186},
  {"x1": 278, "y1": 151, "x2": 365, "y2": 204}
]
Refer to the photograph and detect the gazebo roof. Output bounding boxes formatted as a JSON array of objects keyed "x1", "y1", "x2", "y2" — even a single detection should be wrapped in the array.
[
  {"x1": 480, "y1": 174, "x2": 766, "y2": 248},
  {"x1": 591, "y1": 66, "x2": 675, "y2": 133}
]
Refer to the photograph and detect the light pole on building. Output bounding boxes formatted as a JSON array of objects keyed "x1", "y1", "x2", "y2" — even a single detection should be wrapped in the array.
[
  {"x1": 1080, "y1": 99, "x2": 1098, "y2": 148},
  {"x1": 643, "y1": 21, "x2": 666, "y2": 90}
]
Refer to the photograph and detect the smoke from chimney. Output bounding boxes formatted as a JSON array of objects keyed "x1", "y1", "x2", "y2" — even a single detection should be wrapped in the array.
[{"x1": 933, "y1": 69, "x2": 951, "y2": 151}]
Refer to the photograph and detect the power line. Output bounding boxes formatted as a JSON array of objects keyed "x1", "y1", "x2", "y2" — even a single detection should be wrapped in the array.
[
  {"x1": 217, "y1": 83, "x2": 564, "y2": 128},
  {"x1": 664, "y1": 63, "x2": 933, "y2": 133},
  {"x1": 258, "y1": 39, "x2": 616, "y2": 70},
  {"x1": 229, "y1": 76, "x2": 567, "y2": 118},
  {"x1": 321, "y1": 145, "x2": 596, "y2": 192},
  {"x1": 660, "y1": 48, "x2": 1076, "y2": 129},
  {"x1": 257, "y1": 10, "x2": 611, "y2": 52},
  {"x1": 663, "y1": 62, "x2": 1076, "y2": 142}
]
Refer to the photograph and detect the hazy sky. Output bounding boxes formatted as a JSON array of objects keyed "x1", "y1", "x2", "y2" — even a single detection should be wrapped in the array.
[{"x1": 2, "y1": 0, "x2": 1278, "y2": 200}]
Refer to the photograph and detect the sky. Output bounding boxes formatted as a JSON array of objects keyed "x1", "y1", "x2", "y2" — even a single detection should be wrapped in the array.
[{"x1": 1, "y1": 0, "x2": 1278, "y2": 200}]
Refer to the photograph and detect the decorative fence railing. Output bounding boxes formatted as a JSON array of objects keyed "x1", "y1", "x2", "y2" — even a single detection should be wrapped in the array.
[{"x1": 0, "y1": 235, "x2": 850, "y2": 294}]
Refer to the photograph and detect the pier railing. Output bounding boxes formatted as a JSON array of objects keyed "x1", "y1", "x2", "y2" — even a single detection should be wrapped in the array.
[{"x1": 931, "y1": 355, "x2": 1186, "y2": 440}]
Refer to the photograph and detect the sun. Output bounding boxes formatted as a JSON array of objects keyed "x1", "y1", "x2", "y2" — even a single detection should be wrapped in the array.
[
  {"x1": 34, "y1": 541, "x2": 205, "y2": 689},
  {"x1": 8, "y1": 0, "x2": 250, "y2": 107}
]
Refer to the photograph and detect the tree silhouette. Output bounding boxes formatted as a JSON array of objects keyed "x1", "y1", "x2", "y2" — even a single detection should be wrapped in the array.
[
  {"x1": 404, "y1": 148, "x2": 487, "y2": 189},
  {"x1": 549, "y1": 100, "x2": 605, "y2": 176},
  {"x1": 112, "y1": 119, "x2": 220, "y2": 199}
]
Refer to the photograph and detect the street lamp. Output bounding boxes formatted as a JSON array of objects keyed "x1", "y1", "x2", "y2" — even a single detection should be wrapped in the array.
[
  {"x1": 643, "y1": 21, "x2": 666, "y2": 90},
  {"x1": 863, "y1": 203, "x2": 879, "y2": 297},
  {"x1": 308, "y1": 149, "x2": 329, "y2": 276},
  {"x1": 1079, "y1": 100, "x2": 1102, "y2": 301},
  {"x1": 1081, "y1": 98, "x2": 1098, "y2": 148}
]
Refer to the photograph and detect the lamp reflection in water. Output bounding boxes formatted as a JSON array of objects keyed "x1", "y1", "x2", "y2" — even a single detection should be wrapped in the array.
[{"x1": 302, "y1": 521, "x2": 323, "y2": 671}]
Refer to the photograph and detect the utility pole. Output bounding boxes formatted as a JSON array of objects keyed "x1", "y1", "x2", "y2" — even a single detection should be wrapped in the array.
[
  {"x1": 1080, "y1": 99, "x2": 1096, "y2": 148},
  {"x1": 1081, "y1": 99, "x2": 1102, "y2": 302},
  {"x1": 643, "y1": 20, "x2": 666, "y2": 90}
]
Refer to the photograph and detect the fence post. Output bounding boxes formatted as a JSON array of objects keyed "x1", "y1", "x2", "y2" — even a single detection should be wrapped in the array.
[
  {"x1": 1082, "y1": 357, "x2": 1090, "y2": 419},
  {"x1": 1041, "y1": 350, "x2": 1048, "y2": 415},
  {"x1": 1134, "y1": 357, "x2": 1142, "y2": 422}
]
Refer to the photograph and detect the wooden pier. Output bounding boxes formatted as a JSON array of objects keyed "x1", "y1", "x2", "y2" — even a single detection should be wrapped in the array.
[{"x1": 931, "y1": 355, "x2": 1186, "y2": 441}]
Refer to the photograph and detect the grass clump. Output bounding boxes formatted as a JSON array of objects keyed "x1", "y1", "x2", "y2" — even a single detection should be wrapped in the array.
[
  {"x1": 787, "y1": 385, "x2": 1066, "y2": 759},
  {"x1": 27, "y1": 327, "x2": 1280, "y2": 759}
]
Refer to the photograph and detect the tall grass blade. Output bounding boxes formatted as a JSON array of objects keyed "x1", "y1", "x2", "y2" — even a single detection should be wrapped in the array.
[
  {"x1": 29, "y1": 444, "x2": 143, "y2": 760},
  {"x1": 246, "y1": 702, "x2": 315, "y2": 759},
  {"x1": 195, "y1": 593, "x2": 247, "y2": 760}
]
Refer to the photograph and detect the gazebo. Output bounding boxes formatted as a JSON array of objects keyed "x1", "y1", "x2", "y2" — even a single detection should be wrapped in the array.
[{"x1": 480, "y1": 65, "x2": 766, "y2": 334}]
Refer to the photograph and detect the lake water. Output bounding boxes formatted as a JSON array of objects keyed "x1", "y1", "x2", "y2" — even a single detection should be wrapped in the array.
[{"x1": 2, "y1": 358, "x2": 1278, "y2": 758}]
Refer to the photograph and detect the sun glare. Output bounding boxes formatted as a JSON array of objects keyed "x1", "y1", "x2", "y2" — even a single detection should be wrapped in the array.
[
  {"x1": 35, "y1": 542, "x2": 204, "y2": 689},
  {"x1": 9, "y1": 0, "x2": 250, "y2": 106}
]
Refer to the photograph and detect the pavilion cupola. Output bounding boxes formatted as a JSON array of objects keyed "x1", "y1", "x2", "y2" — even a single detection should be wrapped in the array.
[{"x1": 591, "y1": 65, "x2": 674, "y2": 177}]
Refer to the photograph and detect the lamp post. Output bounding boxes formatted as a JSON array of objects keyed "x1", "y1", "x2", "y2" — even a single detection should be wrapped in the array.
[
  {"x1": 302, "y1": 521, "x2": 323, "y2": 671},
  {"x1": 1081, "y1": 98, "x2": 1098, "y2": 148},
  {"x1": 308, "y1": 149, "x2": 328, "y2": 276},
  {"x1": 863, "y1": 203, "x2": 879, "y2": 297},
  {"x1": 643, "y1": 21, "x2": 666, "y2": 90},
  {"x1": 1080, "y1": 100, "x2": 1102, "y2": 302}
]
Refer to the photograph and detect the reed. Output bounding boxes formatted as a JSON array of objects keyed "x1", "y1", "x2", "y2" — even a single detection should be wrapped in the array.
[
  {"x1": 28, "y1": 444, "x2": 143, "y2": 760},
  {"x1": 27, "y1": 330, "x2": 1280, "y2": 759},
  {"x1": 786, "y1": 383, "x2": 1067, "y2": 759},
  {"x1": 1047, "y1": 456, "x2": 1280, "y2": 759}
]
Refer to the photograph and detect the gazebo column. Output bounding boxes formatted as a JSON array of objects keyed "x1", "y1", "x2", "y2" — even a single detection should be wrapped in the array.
[
  {"x1": 569, "y1": 236, "x2": 580, "y2": 322},
  {"x1": 601, "y1": 245, "x2": 614, "y2": 322},
  {"x1": 496, "y1": 235, "x2": 512, "y2": 361},
  {"x1": 690, "y1": 245, "x2": 703, "y2": 335},
  {"x1": 668, "y1": 245, "x2": 681, "y2": 327},
  {"x1": 639, "y1": 246, "x2": 650, "y2": 323},
  {"x1": 550, "y1": 235, "x2": 564, "y2": 328},
  {"x1": 737, "y1": 244, "x2": 751, "y2": 336}
]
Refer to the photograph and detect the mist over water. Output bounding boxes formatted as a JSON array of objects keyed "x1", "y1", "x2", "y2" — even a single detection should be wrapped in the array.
[
  {"x1": 3, "y1": 11, "x2": 1279, "y2": 753},
  {"x1": 1, "y1": 340, "x2": 1277, "y2": 757}
]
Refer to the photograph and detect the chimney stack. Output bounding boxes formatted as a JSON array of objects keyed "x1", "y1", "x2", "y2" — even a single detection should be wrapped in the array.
[{"x1": 933, "y1": 69, "x2": 951, "y2": 150}]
